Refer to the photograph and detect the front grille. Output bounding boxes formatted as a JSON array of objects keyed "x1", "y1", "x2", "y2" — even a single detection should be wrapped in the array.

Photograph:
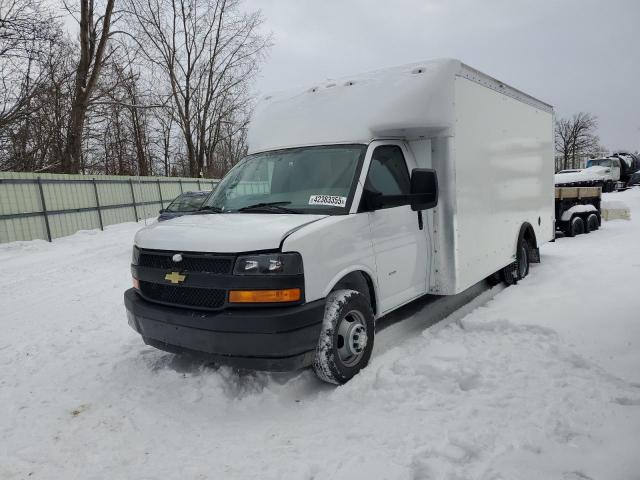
[
  {"x1": 139, "y1": 281, "x2": 226, "y2": 310},
  {"x1": 138, "y1": 251, "x2": 233, "y2": 274}
]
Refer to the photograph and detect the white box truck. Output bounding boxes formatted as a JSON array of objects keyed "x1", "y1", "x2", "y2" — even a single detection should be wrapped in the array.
[{"x1": 125, "y1": 59, "x2": 554, "y2": 384}]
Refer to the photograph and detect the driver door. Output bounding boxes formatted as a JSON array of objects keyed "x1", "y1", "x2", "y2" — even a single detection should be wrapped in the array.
[{"x1": 360, "y1": 143, "x2": 428, "y2": 313}]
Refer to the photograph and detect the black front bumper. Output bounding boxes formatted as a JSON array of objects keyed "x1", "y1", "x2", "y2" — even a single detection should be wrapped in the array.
[{"x1": 124, "y1": 289, "x2": 324, "y2": 371}]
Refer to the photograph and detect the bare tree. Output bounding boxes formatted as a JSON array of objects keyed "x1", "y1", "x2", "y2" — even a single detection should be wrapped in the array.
[
  {"x1": 155, "y1": 103, "x2": 177, "y2": 176},
  {"x1": 124, "y1": 0, "x2": 269, "y2": 177},
  {"x1": 1, "y1": 0, "x2": 266, "y2": 177},
  {"x1": 555, "y1": 112, "x2": 602, "y2": 171},
  {"x1": 62, "y1": 0, "x2": 116, "y2": 173},
  {"x1": 1, "y1": 37, "x2": 76, "y2": 172},
  {"x1": 0, "y1": 0, "x2": 60, "y2": 129}
]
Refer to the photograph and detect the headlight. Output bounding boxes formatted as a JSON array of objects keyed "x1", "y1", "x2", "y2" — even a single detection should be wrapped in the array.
[
  {"x1": 132, "y1": 246, "x2": 141, "y2": 265},
  {"x1": 234, "y1": 253, "x2": 303, "y2": 275}
]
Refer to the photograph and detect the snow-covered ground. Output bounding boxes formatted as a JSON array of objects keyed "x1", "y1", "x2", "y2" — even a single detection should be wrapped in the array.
[{"x1": 2, "y1": 189, "x2": 640, "y2": 480}]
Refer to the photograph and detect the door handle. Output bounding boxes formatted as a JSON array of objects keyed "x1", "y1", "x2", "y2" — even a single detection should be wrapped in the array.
[{"x1": 417, "y1": 211, "x2": 423, "y2": 230}]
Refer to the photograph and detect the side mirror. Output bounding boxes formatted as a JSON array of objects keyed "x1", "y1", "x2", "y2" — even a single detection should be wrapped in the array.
[
  {"x1": 361, "y1": 189, "x2": 384, "y2": 210},
  {"x1": 410, "y1": 168, "x2": 438, "y2": 211}
]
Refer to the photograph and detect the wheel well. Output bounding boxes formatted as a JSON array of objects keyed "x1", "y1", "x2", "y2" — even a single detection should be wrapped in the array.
[
  {"x1": 519, "y1": 222, "x2": 537, "y2": 250},
  {"x1": 331, "y1": 271, "x2": 377, "y2": 315}
]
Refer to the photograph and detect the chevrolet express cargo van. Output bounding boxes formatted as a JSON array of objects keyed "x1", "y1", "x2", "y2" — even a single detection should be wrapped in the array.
[{"x1": 125, "y1": 59, "x2": 554, "y2": 384}]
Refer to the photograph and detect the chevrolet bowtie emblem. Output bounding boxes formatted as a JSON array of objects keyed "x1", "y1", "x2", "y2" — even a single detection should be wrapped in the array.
[{"x1": 165, "y1": 271, "x2": 186, "y2": 284}]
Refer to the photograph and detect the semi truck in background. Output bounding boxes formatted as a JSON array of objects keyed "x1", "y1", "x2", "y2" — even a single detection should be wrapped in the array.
[
  {"x1": 124, "y1": 59, "x2": 555, "y2": 384},
  {"x1": 555, "y1": 153, "x2": 640, "y2": 192},
  {"x1": 555, "y1": 161, "x2": 621, "y2": 192},
  {"x1": 608, "y1": 152, "x2": 640, "y2": 184}
]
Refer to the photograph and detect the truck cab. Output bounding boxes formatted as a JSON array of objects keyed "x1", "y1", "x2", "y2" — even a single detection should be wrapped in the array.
[
  {"x1": 125, "y1": 59, "x2": 554, "y2": 384},
  {"x1": 586, "y1": 158, "x2": 622, "y2": 183}
]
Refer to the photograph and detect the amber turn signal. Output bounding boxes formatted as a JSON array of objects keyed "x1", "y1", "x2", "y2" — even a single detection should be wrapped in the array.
[{"x1": 228, "y1": 288, "x2": 301, "y2": 303}]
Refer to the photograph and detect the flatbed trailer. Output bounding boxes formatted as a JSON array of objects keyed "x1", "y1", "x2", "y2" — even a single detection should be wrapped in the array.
[{"x1": 555, "y1": 186, "x2": 601, "y2": 237}]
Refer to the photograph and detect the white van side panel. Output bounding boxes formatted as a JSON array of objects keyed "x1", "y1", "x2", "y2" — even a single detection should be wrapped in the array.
[
  {"x1": 430, "y1": 76, "x2": 554, "y2": 294},
  {"x1": 282, "y1": 214, "x2": 379, "y2": 308}
]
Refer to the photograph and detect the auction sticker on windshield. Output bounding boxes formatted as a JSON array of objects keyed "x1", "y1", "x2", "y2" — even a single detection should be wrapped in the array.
[{"x1": 308, "y1": 195, "x2": 347, "y2": 207}]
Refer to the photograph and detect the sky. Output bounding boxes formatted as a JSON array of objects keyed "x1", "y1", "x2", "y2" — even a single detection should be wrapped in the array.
[{"x1": 244, "y1": 0, "x2": 640, "y2": 152}]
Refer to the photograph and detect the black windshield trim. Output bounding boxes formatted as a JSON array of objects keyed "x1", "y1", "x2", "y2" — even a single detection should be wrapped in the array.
[{"x1": 237, "y1": 202, "x2": 301, "y2": 214}]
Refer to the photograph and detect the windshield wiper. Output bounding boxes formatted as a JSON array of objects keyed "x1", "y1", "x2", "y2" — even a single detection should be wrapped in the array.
[
  {"x1": 193, "y1": 205, "x2": 223, "y2": 214},
  {"x1": 237, "y1": 201, "x2": 300, "y2": 214}
]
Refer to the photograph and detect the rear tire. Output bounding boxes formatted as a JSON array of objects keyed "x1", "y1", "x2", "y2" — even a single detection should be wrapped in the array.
[
  {"x1": 502, "y1": 234, "x2": 530, "y2": 284},
  {"x1": 586, "y1": 213, "x2": 599, "y2": 232},
  {"x1": 567, "y1": 216, "x2": 585, "y2": 237},
  {"x1": 313, "y1": 289, "x2": 375, "y2": 385},
  {"x1": 516, "y1": 239, "x2": 531, "y2": 280}
]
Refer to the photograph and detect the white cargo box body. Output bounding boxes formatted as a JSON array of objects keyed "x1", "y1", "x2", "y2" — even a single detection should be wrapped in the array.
[{"x1": 249, "y1": 59, "x2": 554, "y2": 295}]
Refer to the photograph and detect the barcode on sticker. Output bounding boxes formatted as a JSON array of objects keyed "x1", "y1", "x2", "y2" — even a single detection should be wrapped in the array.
[{"x1": 308, "y1": 195, "x2": 347, "y2": 207}]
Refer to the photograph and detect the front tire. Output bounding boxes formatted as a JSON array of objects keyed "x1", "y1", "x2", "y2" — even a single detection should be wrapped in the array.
[{"x1": 313, "y1": 289, "x2": 375, "y2": 385}]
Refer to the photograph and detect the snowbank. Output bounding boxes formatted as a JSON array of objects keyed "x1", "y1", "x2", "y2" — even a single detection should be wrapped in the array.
[
  {"x1": 1, "y1": 190, "x2": 640, "y2": 479},
  {"x1": 602, "y1": 199, "x2": 631, "y2": 220}
]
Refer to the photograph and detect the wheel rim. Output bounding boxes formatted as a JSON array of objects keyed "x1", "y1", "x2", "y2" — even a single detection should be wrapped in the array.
[
  {"x1": 574, "y1": 220, "x2": 584, "y2": 235},
  {"x1": 336, "y1": 309, "x2": 368, "y2": 367},
  {"x1": 518, "y1": 245, "x2": 528, "y2": 278}
]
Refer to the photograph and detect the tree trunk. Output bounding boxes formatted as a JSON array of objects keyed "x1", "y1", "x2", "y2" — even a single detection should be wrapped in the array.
[
  {"x1": 62, "y1": 100, "x2": 87, "y2": 172},
  {"x1": 61, "y1": 0, "x2": 116, "y2": 173}
]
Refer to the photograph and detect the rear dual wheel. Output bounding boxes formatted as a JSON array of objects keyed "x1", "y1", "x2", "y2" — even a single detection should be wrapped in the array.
[
  {"x1": 502, "y1": 236, "x2": 531, "y2": 285},
  {"x1": 517, "y1": 240, "x2": 530, "y2": 279}
]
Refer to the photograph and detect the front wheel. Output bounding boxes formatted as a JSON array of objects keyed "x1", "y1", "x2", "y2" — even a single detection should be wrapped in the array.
[{"x1": 313, "y1": 289, "x2": 375, "y2": 385}]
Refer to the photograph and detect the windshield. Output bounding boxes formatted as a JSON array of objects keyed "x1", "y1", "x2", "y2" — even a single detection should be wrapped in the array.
[
  {"x1": 166, "y1": 193, "x2": 208, "y2": 212},
  {"x1": 587, "y1": 159, "x2": 612, "y2": 168},
  {"x1": 201, "y1": 145, "x2": 366, "y2": 214}
]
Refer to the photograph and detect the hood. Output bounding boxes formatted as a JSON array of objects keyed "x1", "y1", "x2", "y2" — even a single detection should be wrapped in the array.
[{"x1": 135, "y1": 213, "x2": 327, "y2": 253}]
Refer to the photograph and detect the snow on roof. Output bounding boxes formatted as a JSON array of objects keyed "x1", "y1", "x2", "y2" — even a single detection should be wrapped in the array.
[
  {"x1": 554, "y1": 166, "x2": 610, "y2": 185},
  {"x1": 247, "y1": 58, "x2": 552, "y2": 154}
]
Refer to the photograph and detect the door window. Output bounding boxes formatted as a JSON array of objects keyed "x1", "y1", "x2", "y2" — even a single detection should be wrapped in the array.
[{"x1": 362, "y1": 145, "x2": 411, "y2": 209}]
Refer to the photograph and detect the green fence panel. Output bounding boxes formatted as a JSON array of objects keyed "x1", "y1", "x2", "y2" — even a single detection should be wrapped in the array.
[{"x1": 0, "y1": 172, "x2": 219, "y2": 244}]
